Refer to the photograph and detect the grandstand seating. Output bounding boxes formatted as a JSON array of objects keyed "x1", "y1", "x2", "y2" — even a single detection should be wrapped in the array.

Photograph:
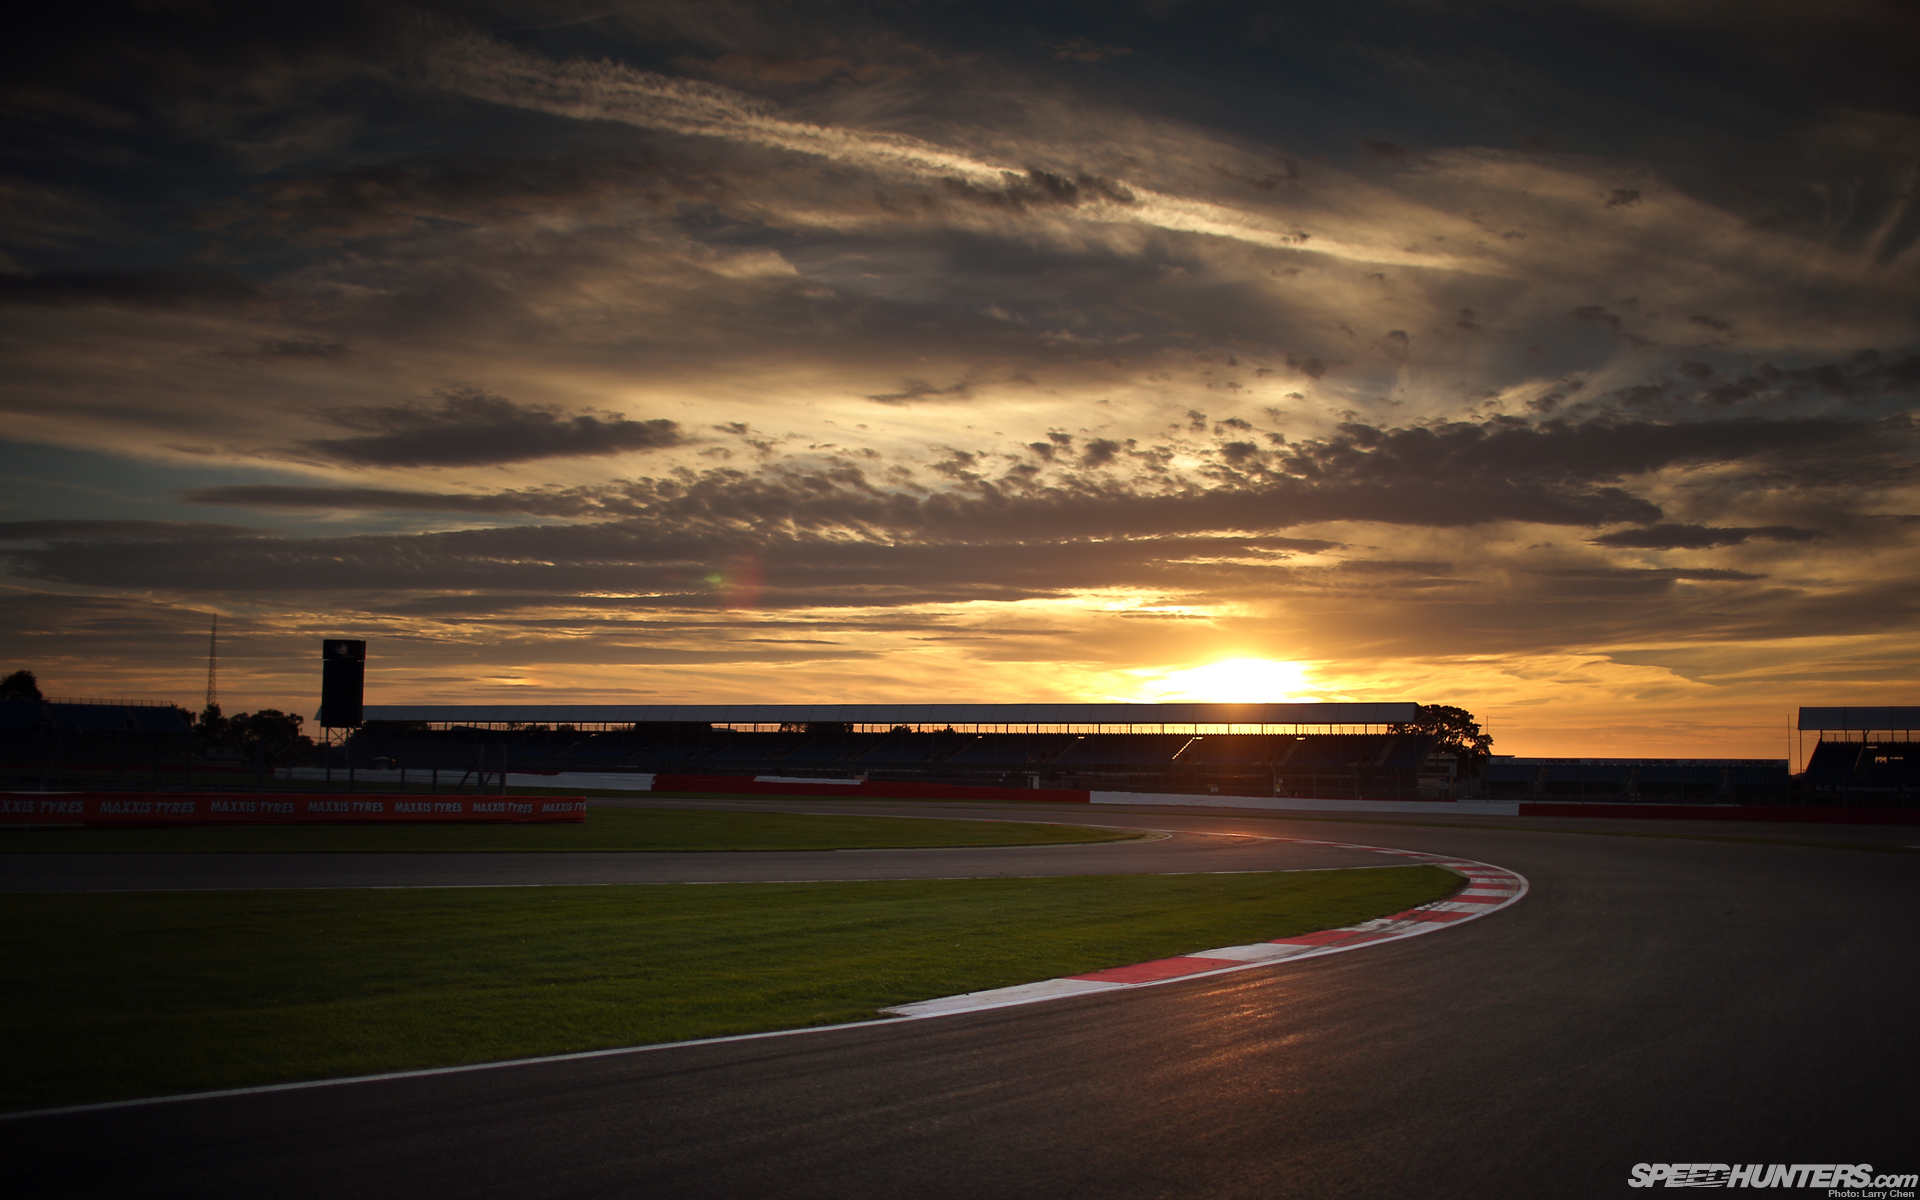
[
  {"x1": 782, "y1": 733, "x2": 887, "y2": 762},
  {"x1": 1174, "y1": 735, "x2": 1291, "y2": 766},
  {"x1": 705, "y1": 732, "x2": 810, "y2": 763},
  {"x1": 1053, "y1": 734, "x2": 1195, "y2": 765},
  {"x1": 1280, "y1": 734, "x2": 1393, "y2": 768},
  {"x1": 624, "y1": 729, "x2": 729, "y2": 760},
  {"x1": 133, "y1": 707, "x2": 192, "y2": 734},
  {"x1": 1802, "y1": 740, "x2": 1919, "y2": 790},
  {"x1": 1477, "y1": 758, "x2": 1791, "y2": 802},
  {"x1": 859, "y1": 733, "x2": 965, "y2": 763},
  {"x1": 46, "y1": 704, "x2": 135, "y2": 732},
  {"x1": 0, "y1": 701, "x2": 44, "y2": 731},
  {"x1": 571, "y1": 737, "x2": 640, "y2": 761},
  {"x1": 1801, "y1": 741, "x2": 1864, "y2": 783},
  {"x1": 1378, "y1": 735, "x2": 1438, "y2": 769},
  {"x1": 945, "y1": 735, "x2": 1074, "y2": 764}
]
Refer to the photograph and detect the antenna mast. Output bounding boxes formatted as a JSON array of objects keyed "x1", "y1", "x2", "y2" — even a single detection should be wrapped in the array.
[{"x1": 205, "y1": 613, "x2": 219, "y2": 713}]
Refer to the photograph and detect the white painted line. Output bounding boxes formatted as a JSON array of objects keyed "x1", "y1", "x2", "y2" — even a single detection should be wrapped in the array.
[
  {"x1": 1184, "y1": 943, "x2": 1322, "y2": 963},
  {"x1": 891, "y1": 978, "x2": 1125, "y2": 1016}
]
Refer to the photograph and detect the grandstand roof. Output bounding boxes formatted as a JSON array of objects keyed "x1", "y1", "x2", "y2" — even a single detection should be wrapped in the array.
[
  {"x1": 1797, "y1": 707, "x2": 1920, "y2": 731},
  {"x1": 357, "y1": 701, "x2": 1417, "y2": 728}
]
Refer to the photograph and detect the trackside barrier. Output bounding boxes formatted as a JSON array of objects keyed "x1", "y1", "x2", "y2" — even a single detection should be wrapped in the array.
[
  {"x1": 0, "y1": 793, "x2": 588, "y2": 827},
  {"x1": 648, "y1": 774, "x2": 1092, "y2": 804},
  {"x1": 1516, "y1": 801, "x2": 1920, "y2": 825}
]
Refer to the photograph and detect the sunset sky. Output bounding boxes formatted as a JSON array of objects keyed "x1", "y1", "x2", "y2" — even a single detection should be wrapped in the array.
[{"x1": 3, "y1": 1, "x2": 1917, "y2": 758}]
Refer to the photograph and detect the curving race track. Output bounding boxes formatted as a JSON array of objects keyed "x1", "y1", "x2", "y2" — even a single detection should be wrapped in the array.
[{"x1": 4, "y1": 800, "x2": 1916, "y2": 1199}]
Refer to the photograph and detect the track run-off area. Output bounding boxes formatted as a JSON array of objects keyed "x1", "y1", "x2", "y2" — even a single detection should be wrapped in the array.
[{"x1": 3, "y1": 797, "x2": 1916, "y2": 1199}]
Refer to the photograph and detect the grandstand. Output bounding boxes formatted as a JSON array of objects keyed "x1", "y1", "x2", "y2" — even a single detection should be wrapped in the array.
[
  {"x1": 1476, "y1": 759, "x2": 1791, "y2": 804},
  {"x1": 347, "y1": 702, "x2": 1442, "y2": 799},
  {"x1": 1798, "y1": 707, "x2": 1919, "y2": 805},
  {"x1": 0, "y1": 698, "x2": 194, "y2": 792}
]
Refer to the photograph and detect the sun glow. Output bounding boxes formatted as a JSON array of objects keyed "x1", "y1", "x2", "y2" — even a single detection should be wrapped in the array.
[{"x1": 1133, "y1": 657, "x2": 1315, "y2": 703}]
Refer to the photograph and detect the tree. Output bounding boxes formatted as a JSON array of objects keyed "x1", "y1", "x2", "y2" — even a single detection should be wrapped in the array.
[
  {"x1": 0, "y1": 670, "x2": 43, "y2": 701},
  {"x1": 195, "y1": 702, "x2": 229, "y2": 749},
  {"x1": 1390, "y1": 704, "x2": 1493, "y2": 777},
  {"x1": 226, "y1": 709, "x2": 312, "y2": 758}
]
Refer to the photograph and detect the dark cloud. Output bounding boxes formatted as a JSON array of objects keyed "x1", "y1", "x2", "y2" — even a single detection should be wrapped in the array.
[
  {"x1": 231, "y1": 411, "x2": 1882, "y2": 547},
  {"x1": 12, "y1": 413, "x2": 1882, "y2": 604},
  {"x1": 177, "y1": 485, "x2": 594, "y2": 516},
  {"x1": 1571, "y1": 305, "x2": 1623, "y2": 331},
  {"x1": 1053, "y1": 38, "x2": 1134, "y2": 63},
  {"x1": 1338, "y1": 560, "x2": 1453, "y2": 575},
  {"x1": 682, "y1": 52, "x2": 866, "y2": 86},
  {"x1": 217, "y1": 338, "x2": 350, "y2": 361},
  {"x1": 866, "y1": 379, "x2": 973, "y2": 405},
  {"x1": 0, "y1": 519, "x2": 267, "y2": 541},
  {"x1": 300, "y1": 388, "x2": 684, "y2": 467},
  {"x1": 941, "y1": 169, "x2": 1136, "y2": 212},
  {"x1": 2, "y1": 3, "x2": 415, "y2": 115},
  {"x1": 1686, "y1": 353, "x2": 1920, "y2": 409},
  {"x1": 2, "y1": 524, "x2": 1301, "y2": 603},
  {"x1": 0, "y1": 270, "x2": 266, "y2": 309},
  {"x1": 1592, "y1": 524, "x2": 1828, "y2": 550},
  {"x1": 229, "y1": 152, "x2": 694, "y2": 243},
  {"x1": 1605, "y1": 189, "x2": 1641, "y2": 208},
  {"x1": 1538, "y1": 566, "x2": 1766, "y2": 583}
]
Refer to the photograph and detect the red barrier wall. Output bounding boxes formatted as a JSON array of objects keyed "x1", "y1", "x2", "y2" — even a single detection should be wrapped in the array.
[
  {"x1": 0, "y1": 793, "x2": 587, "y2": 826},
  {"x1": 649, "y1": 775, "x2": 1092, "y2": 804},
  {"x1": 1517, "y1": 801, "x2": 1920, "y2": 826}
]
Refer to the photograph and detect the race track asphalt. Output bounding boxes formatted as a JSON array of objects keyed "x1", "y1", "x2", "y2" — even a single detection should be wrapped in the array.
[{"x1": 4, "y1": 801, "x2": 1916, "y2": 1200}]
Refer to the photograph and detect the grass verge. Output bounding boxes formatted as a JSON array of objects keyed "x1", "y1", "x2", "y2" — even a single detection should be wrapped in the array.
[
  {"x1": 0, "y1": 806, "x2": 1138, "y2": 853},
  {"x1": 1, "y1": 865, "x2": 1458, "y2": 1111}
]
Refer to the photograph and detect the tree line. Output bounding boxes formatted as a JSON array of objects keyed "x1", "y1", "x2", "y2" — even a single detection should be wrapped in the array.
[{"x1": 2, "y1": 669, "x2": 314, "y2": 759}]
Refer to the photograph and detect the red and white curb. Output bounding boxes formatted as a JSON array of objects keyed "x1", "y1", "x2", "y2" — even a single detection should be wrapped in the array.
[{"x1": 883, "y1": 837, "x2": 1526, "y2": 1018}]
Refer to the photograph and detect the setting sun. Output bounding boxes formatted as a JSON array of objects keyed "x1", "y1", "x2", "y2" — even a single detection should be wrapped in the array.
[{"x1": 1134, "y1": 658, "x2": 1316, "y2": 703}]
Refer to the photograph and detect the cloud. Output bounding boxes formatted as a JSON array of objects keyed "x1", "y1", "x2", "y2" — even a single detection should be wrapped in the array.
[
  {"x1": 227, "y1": 151, "x2": 697, "y2": 243},
  {"x1": 0, "y1": 519, "x2": 268, "y2": 541},
  {"x1": 0, "y1": 270, "x2": 266, "y2": 309},
  {"x1": 216, "y1": 338, "x2": 350, "y2": 361},
  {"x1": 866, "y1": 378, "x2": 974, "y2": 405},
  {"x1": 13, "y1": 408, "x2": 1887, "y2": 606},
  {"x1": 1592, "y1": 523, "x2": 1828, "y2": 549},
  {"x1": 941, "y1": 169, "x2": 1137, "y2": 212},
  {"x1": 188, "y1": 407, "x2": 1885, "y2": 550},
  {"x1": 1053, "y1": 39, "x2": 1134, "y2": 64},
  {"x1": 1538, "y1": 566, "x2": 1766, "y2": 582},
  {"x1": 177, "y1": 485, "x2": 594, "y2": 516},
  {"x1": 422, "y1": 33, "x2": 1476, "y2": 269},
  {"x1": 300, "y1": 388, "x2": 684, "y2": 467}
]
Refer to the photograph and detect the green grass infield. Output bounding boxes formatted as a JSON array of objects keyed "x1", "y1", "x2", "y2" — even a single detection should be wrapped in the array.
[
  {"x1": 0, "y1": 805, "x2": 1139, "y2": 853},
  {"x1": 1, "y1": 865, "x2": 1459, "y2": 1111}
]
